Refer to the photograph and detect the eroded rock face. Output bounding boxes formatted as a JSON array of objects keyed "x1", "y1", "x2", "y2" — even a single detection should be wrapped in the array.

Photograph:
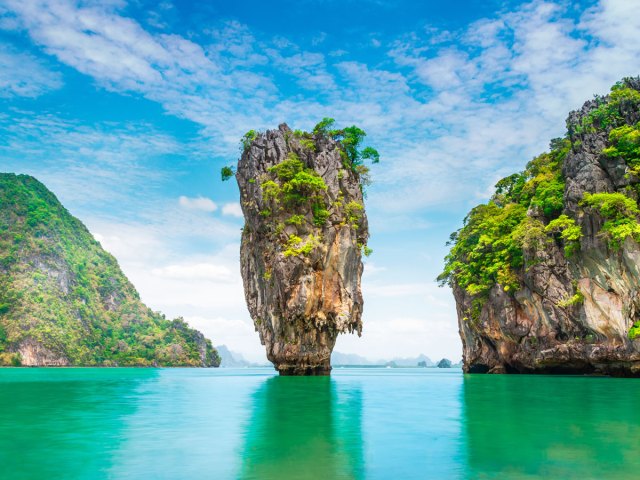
[
  {"x1": 18, "y1": 338, "x2": 70, "y2": 366},
  {"x1": 454, "y1": 79, "x2": 640, "y2": 376},
  {"x1": 237, "y1": 124, "x2": 368, "y2": 375}
]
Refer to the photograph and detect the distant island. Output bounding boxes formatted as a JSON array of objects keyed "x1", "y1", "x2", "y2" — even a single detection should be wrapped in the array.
[
  {"x1": 216, "y1": 345, "x2": 269, "y2": 368},
  {"x1": 217, "y1": 347, "x2": 460, "y2": 368},
  {"x1": 331, "y1": 352, "x2": 459, "y2": 368},
  {"x1": 0, "y1": 174, "x2": 220, "y2": 367}
]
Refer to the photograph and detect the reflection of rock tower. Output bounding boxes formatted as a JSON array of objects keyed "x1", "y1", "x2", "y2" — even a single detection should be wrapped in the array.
[
  {"x1": 236, "y1": 124, "x2": 369, "y2": 375},
  {"x1": 241, "y1": 377, "x2": 363, "y2": 479}
]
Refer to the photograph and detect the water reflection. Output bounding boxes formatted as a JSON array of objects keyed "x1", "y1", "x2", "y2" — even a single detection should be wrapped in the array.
[
  {"x1": 0, "y1": 368, "x2": 157, "y2": 479},
  {"x1": 462, "y1": 374, "x2": 640, "y2": 479},
  {"x1": 6, "y1": 368, "x2": 639, "y2": 479},
  {"x1": 241, "y1": 376, "x2": 364, "y2": 480}
]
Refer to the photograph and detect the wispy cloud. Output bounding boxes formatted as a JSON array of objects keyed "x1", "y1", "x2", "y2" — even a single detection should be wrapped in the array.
[
  {"x1": 0, "y1": 45, "x2": 62, "y2": 97},
  {"x1": 179, "y1": 196, "x2": 217, "y2": 212},
  {"x1": 1, "y1": 0, "x2": 277, "y2": 152},
  {"x1": 370, "y1": 0, "x2": 640, "y2": 212},
  {"x1": 4, "y1": 0, "x2": 640, "y2": 214},
  {"x1": 221, "y1": 202, "x2": 243, "y2": 218},
  {"x1": 152, "y1": 262, "x2": 232, "y2": 281},
  {"x1": 0, "y1": 112, "x2": 177, "y2": 208}
]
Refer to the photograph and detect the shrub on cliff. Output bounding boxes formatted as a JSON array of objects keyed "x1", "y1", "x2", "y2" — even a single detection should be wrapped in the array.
[{"x1": 581, "y1": 192, "x2": 640, "y2": 249}]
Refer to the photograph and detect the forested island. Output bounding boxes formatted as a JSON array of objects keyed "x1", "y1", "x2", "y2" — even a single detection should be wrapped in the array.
[
  {"x1": 0, "y1": 174, "x2": 220, "y2": 367},
  {"x1": 439, "y1": 78, "x2": 640, "y2": 376}
]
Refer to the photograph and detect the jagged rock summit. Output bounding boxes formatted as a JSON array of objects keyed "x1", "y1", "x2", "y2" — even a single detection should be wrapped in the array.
[
  {"x1": 440, "y1": 77, "x2": 640, "y2": 376},
  {"x1": 0, "y1": 173, "x2": 220, "y2": 367},
  {"x1": 234, "y1": 121, "x2": 376, "y2": 375}
]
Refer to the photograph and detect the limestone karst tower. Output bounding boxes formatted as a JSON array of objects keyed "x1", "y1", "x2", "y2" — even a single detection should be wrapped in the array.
[{"x1": 230, "y1": 120, "x2": 377, "y2": 375}]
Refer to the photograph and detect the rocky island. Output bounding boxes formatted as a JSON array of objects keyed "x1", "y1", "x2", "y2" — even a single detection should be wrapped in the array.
[
  {"x1": 224, "y1": 119, "x2": 378, "y2": 375},
  {"x1": 440, "y1": 77, "x2": 640, "y2": 376},
  {"x1": 0, "y1": 173, "x2": 220, "y2": 367}
]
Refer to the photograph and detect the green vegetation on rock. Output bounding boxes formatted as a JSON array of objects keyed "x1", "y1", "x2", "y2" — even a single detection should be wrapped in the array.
[
  {"x1": 603, "y1": 123, "x2": 640, "y2": 175},
  {"x1": 227, "y1": 120, "x2": 378, "y2": 259},
  {"x1": 439, "y1": 202, "x2": 527, "y2": 297},
  {"x1": 309, "y1": 118, "x2": 380, "y2": 187},
  {"x1": 545, "y1": 215, "x2": 582, "y2": 256},
  {"x1": 440, "y1": 78, "x2": 640, "y2": 335},
  {"x1": 581, "y1": 192, "x2": 640, "y2": 249},
  {"x1": 573, "y1": 83, "x2": 640, "y2": 135},
  {"x1": 438, "y1": 139, "x2": 569, "y2": 298},
  {"x1": 221, "y1": 166, "x2": 235, "y2": 182},
  {"x1": 629, "y1": 322, "x2": 640, "y2": 340},
  {"x1": 241, "y1": 130, "x2": 259, "y2": 151},
  {"x1": 0, "y1": 174, "x2": 220, "y2": 367},
  {"x1": 260, "y1": 153, "x2": 330, "y2": 230},
  {"x1": 222, "y1": 118, "x2": 380, "y2": 187},
  {"x1": 282, "y1": 234, "x2": 320, "y2": 258}
]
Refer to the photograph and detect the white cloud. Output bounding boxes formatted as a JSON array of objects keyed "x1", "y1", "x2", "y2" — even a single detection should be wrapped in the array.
[
  {"x1": 179, "y1": 196, "x2": 217, "y2": 212},
  {"x1": 266, "y1": 48, "x2": 336, "y2": 91},
  {"x1": 90, "y1": 225, "x2": 168, "y2": 265},
  {"x1": 336, "y1": 283, "x2": 460, "y2": 362},
  {"x1": 363, "y1": 262, "x2": 386, "y2": 277},
  {"x1": 374, "y1": 0, "x2": 640, "y2": 214},
  {"x1": 311, "y1": 32, "x2": 327, "y2": 46},
  {"x1": 1, "y1": 0, "x2": 278, "y2": 153},
  {"x1": 413, "y1": 49, "x2": 475, "y2": 89},
  {"x1": 88, "y1": 218, "x2": 246, "y2": 323},
  {"x1": 0, "y1": 46, "x2": 62, "y2": 97},
  {"x1": 152, "y1": 262, "x2": 232, "y2": 281},
  {"x1": 0, "y1": 113, "x2": 180, "y2": 207},
  {"x1": 365, "y1": 282, "x2": 433, "y2": 298},
  {"x1": 221, "y1": 202, "x2": 243, "y2": 218}
]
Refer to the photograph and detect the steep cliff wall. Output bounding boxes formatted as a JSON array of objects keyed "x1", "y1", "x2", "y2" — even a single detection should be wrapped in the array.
[
  {"x1": 233, "y1": 122, "x2": 376, "y2": 375},
  {"x1": 441, "y1": 78, "x2": 640, "y2": 376},
  {"x1": 0, "y1": 174, "x2": 220, "y2": 367}
]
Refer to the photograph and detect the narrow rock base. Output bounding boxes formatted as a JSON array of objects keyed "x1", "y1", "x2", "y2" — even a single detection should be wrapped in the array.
[{"x1": 277, "y1": 363, "x2": 332, "y2": 376}]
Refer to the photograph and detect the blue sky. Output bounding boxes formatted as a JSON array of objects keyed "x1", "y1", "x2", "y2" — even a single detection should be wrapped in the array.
[{"x1": 1, "y1": 0, "x2": 638, "y2": 362}]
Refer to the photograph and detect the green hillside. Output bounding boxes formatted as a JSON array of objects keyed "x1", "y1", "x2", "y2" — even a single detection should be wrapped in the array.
[{"x1": 0, "y1": 173, "x2": 220, "y2": 367}]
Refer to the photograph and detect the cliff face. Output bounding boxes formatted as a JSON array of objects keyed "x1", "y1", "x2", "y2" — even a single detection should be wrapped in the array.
[
  {"x1": 443, "y1": 78, "x2": 640, "y2": 376},
  {"x1": 0, "y1": 174, "x2": 220, "y2": 367},
  {"x1": 236, "y1": 124, "x2": 369, "y2": 375}
]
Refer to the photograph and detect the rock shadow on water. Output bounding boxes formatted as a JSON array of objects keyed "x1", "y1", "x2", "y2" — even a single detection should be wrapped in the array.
[
  {"x1": 241, "y1": 375, "x2": 363, "y2": 480},
  {"x1": 462, "y1": 374, "x2": 640, "y2": 479}
]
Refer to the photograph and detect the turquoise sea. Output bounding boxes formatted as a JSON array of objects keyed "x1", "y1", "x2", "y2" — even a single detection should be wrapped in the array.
[{"x1": 1, "y1": 367, "x2": 639, "y2": 479}]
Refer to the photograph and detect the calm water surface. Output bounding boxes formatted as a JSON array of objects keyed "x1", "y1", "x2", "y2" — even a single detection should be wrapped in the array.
[{"x1": 1, "y1": 368, "x2": 639, "y2": 479}]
